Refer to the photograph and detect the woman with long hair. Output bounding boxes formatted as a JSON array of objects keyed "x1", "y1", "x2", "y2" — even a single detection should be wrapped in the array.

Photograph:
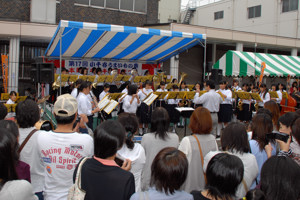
[
  {"x1": 264, "y1": 100, "x2": 280, "y2": 130},
  {"x1": 0, "y1": 128, "x2": 37, "y2": 199},
  {"x1": 178, "y1": 107, "x2": 218, "y2": 192},
  {"x1": 117, "y1": 113, "x2": 145, "y2": 192},
  {"x1": 249, "y1": 113, "x2": 276, "y2": 189},
  {"x1": 258, "y1": 84, "x2": 270, "y2": 109},
  {"x1": 141, "y1": 107, "x2": 179, "y2": 191}
]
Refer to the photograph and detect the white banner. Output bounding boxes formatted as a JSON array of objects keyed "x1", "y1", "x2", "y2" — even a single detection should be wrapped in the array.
[{"x1": 64, "y1": 60, "x2": 142, "y2": 75}]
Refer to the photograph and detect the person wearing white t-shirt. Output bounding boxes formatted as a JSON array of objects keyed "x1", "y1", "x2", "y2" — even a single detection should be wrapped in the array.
[
  {"x1": 258, "y1": 84, "x2": 270, "y2": 108},
  {"x1": 37, "y1": 94, "x2": 94, "y2": 200},
  {"x1": 16, "y1": 99, "x2": 45, "y2": 199},
  {"x1": 70, "y1": 79, "x2": 83, "y2": 98},
  {"x1": 155, "y1": 81, "x2": 168, "y2": 108},
  {"x1": 117, "y1": 113, "x2": 145, "y2": 192},
  {"x1": 6, "y1": 91, "x2": 17, "y2": 104}
]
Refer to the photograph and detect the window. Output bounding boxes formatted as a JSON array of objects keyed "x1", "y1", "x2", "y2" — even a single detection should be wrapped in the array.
[
  {"x1": 74, "y1": 0, "x2": 147, "y2": 13},
  {"x1": 248, "y1": 5, "x2": 261, "y2": 19},
  {"x1": 282, "y1": 0, "x2": 298, "y2": 12},
  {"x1": 214, "y1": 11, "x2": 224, "y2": 20}
]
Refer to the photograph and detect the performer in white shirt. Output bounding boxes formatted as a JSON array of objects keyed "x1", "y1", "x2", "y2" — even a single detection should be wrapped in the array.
[
  {"x1": 6, "y1": 91, "x2": 17, "y2": 104},
  {"x1": 118, "y1": 81, "x2": 131, "y2": 114},
  {"x1": 92, "y1": 68, "x2": 104, "y2": 100},
  {"x1": 237, "y1": 83, "x2": 252, "y2": 123},
  {"x1": 270, "y1": 84, "x2": 283, "y2": 105},
  {"x1": 194, "y1": 80, "x2": 223, "y2": 137},
  {"x1": 179, "y1": 81, "x2": 190, "y2": 91},
  {"x1": 232, "y1": 79, "x2": 242, "y2": 91},
  {"x1": 70, "y1": 79, "x2": 83, "y2": 98},
  {"x1": 258, "y1": 83, "x2": 270, "y2": 108},
  {"x1": 277, "y1": 83, "x2": 286, "y2": 111},
  {"x1": 217, "y1": 81, "x2": 233, "y2": 134},
  {"x1": 137, "y1": 80, "x2": 153, "y2": 135},
  {"x1": 123, "y1": 84, "x2": 141, "y2": 114},
  {"x1": 98, "y1": 83, "x2": 112, "y2": 120},
  {"x1": 155, "y1": 81, "x2": 168, "y2": 108},
  {"x1": 166, "y1": 85, "x2": 182, "y2": 132},
  {"x1": 77, "y1": 81, "x2": 100, "y2": 132}
]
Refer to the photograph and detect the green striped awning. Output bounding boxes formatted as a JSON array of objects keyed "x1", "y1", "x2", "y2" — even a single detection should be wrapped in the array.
[{"x1": 213, "y1": 50, "x2": 300, "y2": 77}]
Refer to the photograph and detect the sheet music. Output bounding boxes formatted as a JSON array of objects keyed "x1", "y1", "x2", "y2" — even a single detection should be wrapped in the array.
[
  {"x1": 98, "y1": 96, "x2": 110, "y2": 110},
  {"x1": 175, "y1": 107, "x2": 195, "y2": 112},
  {"x1": 143, "y1": 93, "x2": 158, "y2": 106},
  {"x1": 103, "y1": 100, "x2": 119, "y2": 114}
]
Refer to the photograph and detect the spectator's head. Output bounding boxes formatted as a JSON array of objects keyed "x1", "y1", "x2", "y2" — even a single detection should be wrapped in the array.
[
  {"x1": 0, "y1": 120, "x2": 19, "y2": 161},
  {"x1": 128, "y1": 84, "x2": 138, "y2": 96},
  {"x1": 118, "y1": 113, "x2": 139, "y2": 150},
  {"x1": 264, "y1": 100, "x2": 280, "y2": 130},
  {"x1": 53, "y1": 94, "x2": 78, "y2": 126},
  {"x1": 9, "y1": 91, "x2": 17, "y2": 102},
  {"x1": 221, "y1": 122, "x2": 250, "y2": 154},
  {"x1": 0, "y1": 103, "x2": 7, "y2": 120},
  {"x1": 150, "y1": 147, "x2": 188, "y2": 195},
  {"x1": 94, "y1": 121, "x2": 125, "y2": 159},
  {"x1": 252, "y1": 114, "x2": 273, "y2": 151},
  {"x1": 256, "y1": 108, "x2": 272, "y2": 119},
  {"x1": 150, "y1": 107, "x2": 170, "y2": 140},
  {"x1": 0, "y1": 128, "x2": 18, "y2": 188},
  {"x1": 278, "y1": 112, "x2": 299, "y2": 134},
  {"x1": 261, "y1": 156, "x2": 300, "y2": 200},
  {"x1": 246, "y1": 189, "x2": 266, "y2": 200},
  {"x1": 292, "y1": 118, "x2": 300, "y2": 145},
  {"x1": 205, "y1": 80, "x2": 215, "y2": 90},
  {"x1": 205, "y1": 153, "x2": 244, "y2": 200},
  {"x1": 16, "y1": 99, "x2": 40, "y2": 128},
  {"x1": 189, "y1": 107, "x2": 212, "y2": 134}
]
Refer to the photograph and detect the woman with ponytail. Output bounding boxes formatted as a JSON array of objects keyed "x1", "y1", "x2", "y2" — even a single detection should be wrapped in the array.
[{"x1": 117, "y1": 113, "x2": 146, "y2": 192}]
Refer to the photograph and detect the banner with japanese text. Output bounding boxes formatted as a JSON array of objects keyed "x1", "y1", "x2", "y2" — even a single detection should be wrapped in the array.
[{"x1": 1, "y1": 55, "x2": 8, "y2": 93}]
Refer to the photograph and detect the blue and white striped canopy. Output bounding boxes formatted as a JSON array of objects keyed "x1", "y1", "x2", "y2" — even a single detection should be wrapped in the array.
[{"x1": 45, "y1": 20, "x2": 206, "y2": 64}]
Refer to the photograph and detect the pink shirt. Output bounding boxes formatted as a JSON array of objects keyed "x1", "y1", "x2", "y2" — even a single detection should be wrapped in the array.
[{"x1": 93, "y1": 156, "x2": 119, "y2": 167}]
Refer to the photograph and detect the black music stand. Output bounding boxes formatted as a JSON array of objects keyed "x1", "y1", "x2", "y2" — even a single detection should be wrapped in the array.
[{"x1": 175, "y1": 107, "x2": 194, "y2": 136}]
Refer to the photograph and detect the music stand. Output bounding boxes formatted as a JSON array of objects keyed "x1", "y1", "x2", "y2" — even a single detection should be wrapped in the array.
[{"x1": 175, "y1": 107, "x2": 194, "y2": 136}]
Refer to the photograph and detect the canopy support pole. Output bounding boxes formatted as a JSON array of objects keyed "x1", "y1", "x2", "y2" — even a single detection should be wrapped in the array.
[
  {"x1": 59, "y1": 29, "x2": 62, "y2": 96},
  {"x1": 203, "y1": 39, "x2": 207, "y2": 81}
]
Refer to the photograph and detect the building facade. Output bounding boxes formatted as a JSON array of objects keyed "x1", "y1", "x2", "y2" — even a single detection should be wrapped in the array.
[
  {"x1": 158, "y1": 0, "x2": 181, "y2": 23},
  {"x1": 0, "y1": 0, "x2": 158, "y2": 93}
]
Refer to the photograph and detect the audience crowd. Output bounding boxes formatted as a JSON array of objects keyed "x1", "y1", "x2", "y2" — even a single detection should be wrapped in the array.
[{"x1": 0, "y1": 93, "x2": 299, "y2": 200}]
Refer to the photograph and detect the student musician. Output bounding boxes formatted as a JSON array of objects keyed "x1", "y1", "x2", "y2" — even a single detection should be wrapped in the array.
[
  {"x1": 77, "y1": 81, "x2": 100, "y2": 132},
  {"x1": 99, "y1": 83, "x2": 112, "y2": 121},
  {"x1": 71, "y1": 79, "x2": 83, "y2": 98},
  {"x1": 232, "y1": 79, "x2": 242, "y2": 91},
  {"x1": 137, "y1": 80, "x2": 153, "y2": 135},
  {"x1": 118, "y1": 81, "x2": 131, "y2": 114},
  {"x1": 123, "y1": 84, "x2": 141, "y2": 114},
  {"x1": 277, "y1": 83, "x2": 286, "y2": 111},
  {"x1": 258, "y1": 83, "x2": 270, "y2": 109},
  {"x1": 167, "y1": 85, "x2": 182, "y2": 133},
  {"x1": 179, "y1": 81, "x2": 189, "y2": 91},
  {"x1": 155, "y1": 81, "x2": 168, "y2": 108},
  {"x1": 58, "y1": 68, "x2": 70, "y2": 94},
  {"x1": 93, "y1": 68, "x2": 104, "y2": 99},
  {"x1": 270, "y1": 84, "x2": 282, "y2": 108},
  {"x1": 6, "y1": 91, "x2": 17, "y2": 104},
  {"x1": 217, "y1": 81, "x2": 232, "y2": 136},
  {"x1": 192, "y1": 82, "x2": 203, "y2": 108},
  {"x1": 237, "y1": 83, "x2": 252, "y2": 123}
]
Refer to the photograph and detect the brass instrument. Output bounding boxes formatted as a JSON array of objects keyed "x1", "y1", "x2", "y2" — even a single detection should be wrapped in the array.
[
  {"x1": 153, "y1": 72, "x2": 165, "y2": 91},
  {"x1": 238, "y1": 100, "x2": 243, "y2": 111},
  {"x1": 52, "y1": 80, "x2": 61, "y2": 90},
  {"x1": 178, "y1": 72, "x2": 187, "y2": 87},
  {"x1": 254, "y1": 102, "x2": 259, "y2": 111}
]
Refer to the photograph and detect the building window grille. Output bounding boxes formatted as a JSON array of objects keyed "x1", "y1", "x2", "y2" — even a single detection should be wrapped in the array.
[
  {"x1": 75, "y1": 0, "x2": 147, "y2": 13},
  {"x1": 248, "y1": 5, "x2": 261, "y2": 19},
  {"x1": 214, "y1": 11, "x2": 224, "y2": 20},
  {"x1": 282, "y1": 0, "x2": 298, "y2": 12}
]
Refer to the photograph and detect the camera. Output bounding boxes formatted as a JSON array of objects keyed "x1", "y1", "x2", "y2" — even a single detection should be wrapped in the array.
[{"x1": 266, "y1": 131, "x2": 290, "y2": 143}]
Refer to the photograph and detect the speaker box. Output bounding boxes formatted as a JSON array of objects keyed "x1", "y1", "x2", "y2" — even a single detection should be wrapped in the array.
[
  {"x1": 30, "y1": 63, "x2": 54, "y2": 83},
  {"x1": 210, "y1": 69, "x2": 223, "y2": 83}
]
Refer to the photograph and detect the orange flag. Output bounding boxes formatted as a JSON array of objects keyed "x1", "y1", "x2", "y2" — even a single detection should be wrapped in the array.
[
  {"x1": 1, "y1": 55, "x2": 8, "y2": 93},
  {"x1": 259, "y1": 62, "x2": 266, "y2": 87}
]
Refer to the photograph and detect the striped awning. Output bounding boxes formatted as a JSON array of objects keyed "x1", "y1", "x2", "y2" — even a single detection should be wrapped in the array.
[
  {"x1": 213, "y1": 50, "x2": 300, "y2": 77},
  {"x1": 45, "y1": 20, "x2": 206, "y2": 64}
]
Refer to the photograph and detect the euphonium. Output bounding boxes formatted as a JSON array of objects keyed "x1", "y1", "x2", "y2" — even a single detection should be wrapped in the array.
[
  {"x1": 238, "y1": 100, "x2": 243, "y2": 111},
  {"x1": 178, "y1": 72, "x2": 187, "y2": 87},
  {"x1": 153, "y1": 75, "x2": 160, "y2": 91}
]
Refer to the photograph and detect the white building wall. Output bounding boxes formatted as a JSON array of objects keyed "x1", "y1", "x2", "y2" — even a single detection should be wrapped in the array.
[
  {"x1": 190, "y1": 0, "x2": 300, "y2": 39},
  {"x1": 158, "y1": 0, "x2": 181, "y2": 23}
]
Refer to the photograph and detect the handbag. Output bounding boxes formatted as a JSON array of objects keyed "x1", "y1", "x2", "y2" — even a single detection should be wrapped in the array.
[{"x1": 67, "y1": 157, "x2": 88, "y2": 200}]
